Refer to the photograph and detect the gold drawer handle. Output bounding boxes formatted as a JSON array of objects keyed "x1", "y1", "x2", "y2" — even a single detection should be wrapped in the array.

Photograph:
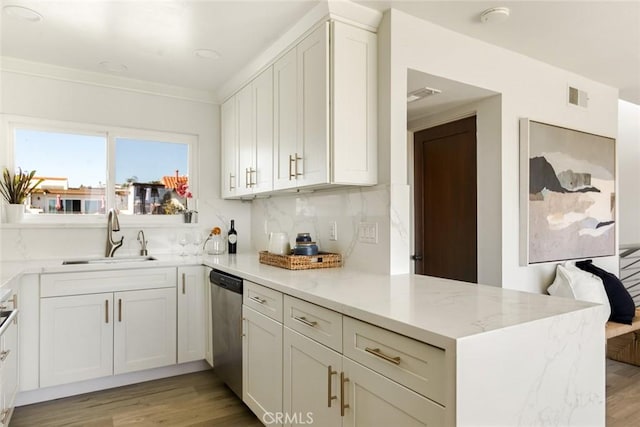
[
  {"x1": 294, "y1": 316, "x2": 317, "y2": 327},
  {"x1": 250, "y1": 296, "x2": 266, "y2": 304},
  {"x1": 365, "y1": 347, "x2": 401, "y2": 365},
  {"x1": 327, "y1": 366, "x2": 337, "y2": 407},
  {"x1": 0, "y1": 349, "x2": 9, "y2": 362},
  {"x1": 340, "y1": 372, "x2": 349, "y2": 416}
]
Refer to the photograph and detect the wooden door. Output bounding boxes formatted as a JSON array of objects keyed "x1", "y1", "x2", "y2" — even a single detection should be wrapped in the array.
[
  {"x1": 113, "y1": 288, "x2": 176, "y2": 375},
  {"x1": 414, "y1": 116, "x2": 477, "y2": 283},
  {"x1": 40, "y1": 293, "x2": 114, "y2": 387},
  {"x1": 283, "y1": 327, "x2": 342, "y2": 426}
]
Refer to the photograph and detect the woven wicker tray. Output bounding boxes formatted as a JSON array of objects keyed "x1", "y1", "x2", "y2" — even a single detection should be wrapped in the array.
[{"x1": 259, "y1": 251, "x2": 342, "y2": 270}]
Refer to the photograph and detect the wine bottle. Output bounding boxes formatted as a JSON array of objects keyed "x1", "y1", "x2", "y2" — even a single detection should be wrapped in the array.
[{"x1": 228, "y1": 219, "x2": 237, "y2": 254}]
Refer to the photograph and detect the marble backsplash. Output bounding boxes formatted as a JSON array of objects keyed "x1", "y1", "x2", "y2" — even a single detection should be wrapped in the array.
[{"x1": 250, "y1": 185, "x2": 392, "y2": 274}]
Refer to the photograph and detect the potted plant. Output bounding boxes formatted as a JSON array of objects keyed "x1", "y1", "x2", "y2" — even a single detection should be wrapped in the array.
[
  {"x1": 0, "y1": 167, "x2": 43, "y2": 222},
  {"x1": 175, "y1": 182, "x2": 195, "y2": 223}
]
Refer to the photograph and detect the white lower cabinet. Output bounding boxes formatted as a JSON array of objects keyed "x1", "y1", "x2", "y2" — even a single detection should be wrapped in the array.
[
  {"x1": 177, "y1": 266, "x2": 206, "y2": 364},
  {"x1": 113, "y1": 288, "x2": 176, "y2": 375},
  {"x1": 341, "y1": 358, "x2": 444, "y2": 427},
  {"x1": 243, "y1": 305, "x2": 283, "y2": 425},
  {"x1": 243, "y1": 292, "x2": 448, "y2": 426},
  {"x1": 283, "y1": 327, "x2": 342, "y2": 427},
  {"x1": 40, "y1": 293, "x2": 114, "y2": 387},
  {"x1": 40, "y1": 268, "x2": 178, "y2": 388},
  {"x1": 0, "y1": 310, "x2": 18, "y2": 427}
]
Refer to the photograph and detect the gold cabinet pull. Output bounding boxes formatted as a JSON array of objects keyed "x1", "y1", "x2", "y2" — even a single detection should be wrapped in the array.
[
  {"x1": 245, "y1": 167, "x2": 250, "y2": 188},
  {"x1": 250, "y1": 296, "x2": 266, "y2": 304},
  {"x1": 182, "y1": 273, "x2": 186, "y2": 295},
  {"x1": 289, "y1": 154, "x2": 296, "y2": 180},
  {"x1": 105, "y1": 300, "x2": 109, "y2": 323},
  {"x1": 340, "y1": 372, "x2": 350, "y2": 416},
  {"x1": 0, "y1": 349, "x2": 9, "y2": 362},
  {"x1": 118, "y1": 298, "x2": 122, "y2": 322},
  {"x1": 365, "y1": 347, "x2": 401, "y2": 365},
  {"x1": 294, "y1": 153, "x2": 302, "y2": 177},
  {"x1": 229, "y1": 173, "x2": 236, "y2": 190},
  {"x1": 250, "y1": 168, "x2": 257, "y2": 187},
  {"x1": 327, "y1": 365, "x2": 337, "y2": 407},
  {"x1": 294, "y1": 316, "x2": 317, "y2": 328}
]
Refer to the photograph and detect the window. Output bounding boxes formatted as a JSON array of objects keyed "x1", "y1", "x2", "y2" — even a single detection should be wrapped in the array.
[{"x1": 8, "y1": 118, "x2": 195, "y2": 220}]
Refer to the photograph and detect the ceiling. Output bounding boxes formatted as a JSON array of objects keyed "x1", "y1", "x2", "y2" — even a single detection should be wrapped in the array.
[{"x1": 1, "y1": 0, "x2": 639, "y2": 104}]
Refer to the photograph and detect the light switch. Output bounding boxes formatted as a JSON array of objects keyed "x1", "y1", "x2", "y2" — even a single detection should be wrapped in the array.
[
  {"x1": 358, "y1": 222, "x2": 378, "y2": 244},
  {"x1": 329, "y1": 221, "x2": 338, "y2": 241}
]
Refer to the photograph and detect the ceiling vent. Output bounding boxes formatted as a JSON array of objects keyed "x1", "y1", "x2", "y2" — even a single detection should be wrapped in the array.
[
  {"x1": 407, "y1": 87, "x2": 442, "y2": 103},
  {"x1": 568, "y1": 85, "x2": 589, "y2": 108}
]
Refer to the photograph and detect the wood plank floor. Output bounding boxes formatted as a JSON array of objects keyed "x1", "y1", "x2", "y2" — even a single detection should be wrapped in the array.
[
  {"x1": 10, "y1": 369, "x2": 263, "y2": 427},
  {"x1": 10, "y1": 361, "x2": 640, "y2": 426}
]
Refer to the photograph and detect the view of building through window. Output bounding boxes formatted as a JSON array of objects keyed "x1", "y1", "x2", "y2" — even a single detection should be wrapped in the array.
[{"x1": 13, "y1": 128, "x2": 190, "y2": 215}]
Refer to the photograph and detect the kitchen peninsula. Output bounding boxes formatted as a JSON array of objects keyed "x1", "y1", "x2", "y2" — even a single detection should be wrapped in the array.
[{"x1": 1, "y1": 254, "x2": 604, "y2": 426}]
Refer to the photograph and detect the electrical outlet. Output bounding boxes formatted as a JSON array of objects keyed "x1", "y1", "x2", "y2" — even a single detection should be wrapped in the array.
[
  {"x1": 329, "y1": 221, "x2": 338, "y2": 241},
  {"x1": 358, "y1": 222, "x2": 378, "y2": 244}
]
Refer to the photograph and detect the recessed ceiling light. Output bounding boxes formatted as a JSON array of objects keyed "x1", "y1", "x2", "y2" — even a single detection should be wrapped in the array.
[
  {"x1": 407, "y1": 87, "x2": 442, "y2": 103},
  {"x1": 99, "y1": 61, "x2": 128, "y2": 73},
  {"x1": 480, "y1": 7, "x2": 510, "y2": 24},
  {"x1": 194, "y1": 49, "x2": 221, "y2": 60},
  {"x1": 3, "y1": 5, "x2": 43, "y2": 22}
]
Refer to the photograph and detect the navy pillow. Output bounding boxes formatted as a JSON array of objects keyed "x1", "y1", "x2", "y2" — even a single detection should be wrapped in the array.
[{"x1": 576, "y1": 260, "x2": 636, "y2": 324}]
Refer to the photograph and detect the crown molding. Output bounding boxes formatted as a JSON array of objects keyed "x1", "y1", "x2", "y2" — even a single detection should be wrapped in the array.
[{"x1": 1, "y1": 56, "x2": 218, "y2": 105}]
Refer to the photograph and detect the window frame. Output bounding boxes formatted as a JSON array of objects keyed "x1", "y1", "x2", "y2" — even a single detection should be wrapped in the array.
[{"x1": 2, "y1": 115, "x2": 198, "y2": 226}]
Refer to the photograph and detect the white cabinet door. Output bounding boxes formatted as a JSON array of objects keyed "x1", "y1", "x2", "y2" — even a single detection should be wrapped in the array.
[
  {"x1": 236, "y1": 83, "x2": 255, "y2": 196},
  {"x1": 204, "y1": 268, "x2": 213, "y2": 367},
  {"x1": 221, "y1": 96, "x2": 238, "y2": 198},
  {"x1": 243, "y1": 305, "x2": 283, "y2": 424},
  {"x1": 40, "y1": 293, "x2": 114, "y2": 387},
  {"x1": 0, "y1": 314, "x2": 18, "y2": 426},
  {"x1": 273, "y1": 47, "x2": 298, "y2": 190},
  {"x1": 178, "y1": 266, "x2": 206, "y2": 363},
  {"x1": 253, "y1": 66, "x2": 274, "y2": 193},
  {"x1": 296, "y1": 22, "x2": 329, "y2": 188},
  {"x1": 341, "y1": 358, "x2": 445, "y2": 427},
  {"x1": 331, "y1": 21, "x2": 377, "y2": 185},
  {"x1": 283, "y1": 327, "x2": 342, "y2": 427},
  {"x1": 114, "y1": 288, "x2": 177, "y2": 375}
]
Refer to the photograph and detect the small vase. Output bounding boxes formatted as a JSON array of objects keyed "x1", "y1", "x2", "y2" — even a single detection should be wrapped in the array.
[
  {"x1": 5, "y1": 204, "x2": 24, "y2": 223},
  {"x1": 183, "y1": 211, "x2": 193, "y2": 223}
]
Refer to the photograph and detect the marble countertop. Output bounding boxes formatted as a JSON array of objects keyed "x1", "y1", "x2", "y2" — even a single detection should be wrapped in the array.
[
  {"x1": 202, "y1": 254, "x2": 598, "y2": 346},
  {"x1": 1, "y1": 252, "x2": 598, "y2": 347}
]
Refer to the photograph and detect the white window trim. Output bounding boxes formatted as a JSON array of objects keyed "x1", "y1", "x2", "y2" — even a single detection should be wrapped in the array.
[{"x1": 1, "y1": 115, "x2": 199, "y2": 226}]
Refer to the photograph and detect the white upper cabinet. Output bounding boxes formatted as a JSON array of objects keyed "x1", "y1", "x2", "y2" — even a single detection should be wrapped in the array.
[
  {"x1": 221, "y1": 97, "x2": 238, "y2": 198},
  {"x1": 236, "y1": 66, "x2": 274, "y2": 196},
  {"x1": 223, "y1": 20, "x2": 377, "y2": 198}
]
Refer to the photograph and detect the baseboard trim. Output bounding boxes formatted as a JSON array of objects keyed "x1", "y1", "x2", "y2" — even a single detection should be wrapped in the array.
[{"x1": 15, "y1": 360, "x2": 212, "y2": 406}]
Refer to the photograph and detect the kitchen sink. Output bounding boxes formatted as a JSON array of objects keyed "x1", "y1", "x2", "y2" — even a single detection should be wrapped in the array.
[{"x1": 62, "y1": 256, "x2": 157, "y2": 265}]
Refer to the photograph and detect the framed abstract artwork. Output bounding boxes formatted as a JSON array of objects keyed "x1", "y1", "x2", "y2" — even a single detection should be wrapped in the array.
[{"x1": 520, "y1": 119, "x2": 616, "y2": 265}]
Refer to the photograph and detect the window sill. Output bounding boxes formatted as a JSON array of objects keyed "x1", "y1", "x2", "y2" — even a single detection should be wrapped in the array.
[{"x1": 0, "y1": 214, "x2": 200, "y2": 229}]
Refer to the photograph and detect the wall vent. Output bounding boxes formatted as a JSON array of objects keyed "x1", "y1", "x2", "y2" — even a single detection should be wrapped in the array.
[{"x1": 568, "y1": 86, "x2": 589, "y2": 108}]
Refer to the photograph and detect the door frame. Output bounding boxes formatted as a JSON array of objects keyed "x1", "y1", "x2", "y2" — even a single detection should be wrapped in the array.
[{"x1": 408, "y1": 111, "x2": 478, "y2": 276}]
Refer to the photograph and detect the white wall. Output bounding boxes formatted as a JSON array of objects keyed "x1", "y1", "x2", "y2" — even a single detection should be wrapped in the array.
[
  {"x1": 618, "y1": 100, "x2": 640, "y2": 246},
  {"x1": 383, "y1": 9, "x2": 619, "y2": 292},
  {"x1": 0, "y1": 70, "x2": 250, "y2": 261}
]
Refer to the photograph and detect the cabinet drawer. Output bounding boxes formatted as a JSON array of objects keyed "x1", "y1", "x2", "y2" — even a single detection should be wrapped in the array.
[
  {"x1": 243, "y1": 281, "x2": 283, "y2": 322},
  {"x1": 343, "y1": 317, "x2": 446, "y2": 406},
  {"x1": 284, "y1": 296, "x2": 342, "y2": 352},
  {"x1": 41, "y1": 268, "x2": 177, "y2": 297}
]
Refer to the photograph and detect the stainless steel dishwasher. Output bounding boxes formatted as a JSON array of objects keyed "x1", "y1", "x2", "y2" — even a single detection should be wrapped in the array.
[{"x1": 210, "y1": 269, "x2": 243, "y2": 399}]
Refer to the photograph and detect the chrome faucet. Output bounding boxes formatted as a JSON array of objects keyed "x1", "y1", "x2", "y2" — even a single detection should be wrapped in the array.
[
  {"x1": 105, "y1": 208, "x2": 124, "y2": 257},
  {"x1": 137, "y1": 230, "x2": 148, "y2": 256}
]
